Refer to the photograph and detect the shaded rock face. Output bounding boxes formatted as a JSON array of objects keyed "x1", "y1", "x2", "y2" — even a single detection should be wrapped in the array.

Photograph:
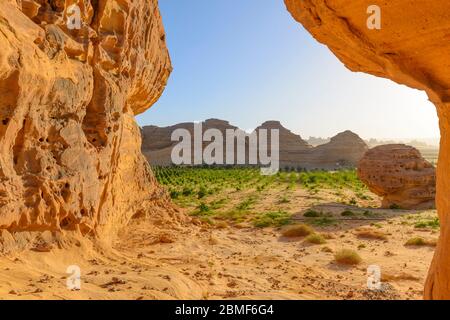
[
  {"x1": 0, "y1": 1, "x2": 171, "y2": 238},
  {"x1": 284, "y1": 0, "x2": 450, "y2": 298},
  {"x1": 142, "y1": 119, "x2": 368, "y2": 170},
  {"x1": 358, "y1": 145, "x2": 436, "y2": 209}
]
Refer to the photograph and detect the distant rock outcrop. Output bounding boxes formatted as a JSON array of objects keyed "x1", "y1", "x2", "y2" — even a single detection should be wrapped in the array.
[
  {"x1": 307, "y1": 137, "x2": 331, "y2": 147},
  {"x1": 255, "y1": 121, "x2": 312, "y2": 169},
  {"x1": 358, "y1": 145, "x2": 436, "y2": 209},
  {"x1": 142, "y1": 119, "x2": 238, "y2": 166},
  {"x1": 311, "y1": 131, "x2": 370, "y2": 170},
  {"x1": 142, "y1": 119, "x2": 368, "y2": 170}
]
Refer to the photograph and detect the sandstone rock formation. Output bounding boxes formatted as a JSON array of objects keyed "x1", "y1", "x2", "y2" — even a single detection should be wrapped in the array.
[
  {"x1": 310, "y1": 130, "x2": 369, "y2": 170},
  {"x1": 142, "y1": 119, "x2": 368, "y2": 170},
  {"x1": 255, "y1": 120, "x2": 312, "y2": 169},
  {"x1": 284, "y1": 0, "x2": 450, "y2": 298},
  {"x1": 358, "y1": 145, "x2": 436, "y2": 209},
  {"x1": 142, "y1": 119, "x2": 239, "y2": 166},
  {"x1": 0, "y1": 0, "x2": 172, "y2": 243}
]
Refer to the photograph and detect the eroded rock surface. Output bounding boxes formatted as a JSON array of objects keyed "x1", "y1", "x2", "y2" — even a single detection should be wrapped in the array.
[
  {"x1": 0, "y1": 0, "x2": 172, "y2": 241},
  {"x1": 358, "y1": 145, "x2": 436, "y2": 209},
  {"x1": 285, "y1": 0, "x2": 450, "y2": 298}
]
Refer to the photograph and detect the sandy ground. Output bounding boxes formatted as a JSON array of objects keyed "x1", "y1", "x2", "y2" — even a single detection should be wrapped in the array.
[{"x1": 0, "y1": 201, "x2": 436, "y2": 300}]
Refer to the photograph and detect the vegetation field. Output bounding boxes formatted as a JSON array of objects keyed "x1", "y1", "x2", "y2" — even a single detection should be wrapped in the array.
[
  {"x1": 4, "y1": 167, "x2": 437, "y2": 300},
  {"x1": 148, "y1": 166, "x2": 439, "y2": 300},
  {"x1": 154, "y1": 167, "x2": 374, "y2": 227}
]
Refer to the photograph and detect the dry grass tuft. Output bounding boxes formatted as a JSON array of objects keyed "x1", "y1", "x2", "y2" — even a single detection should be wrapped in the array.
[
  {"x1": 209, "y1": 235, "x2": 219, "y2": 245},
  {"x1": 215, "y1": 221, "x2": 229, "y2": 229},
  {"x1": 404, "y1": 237, "x2": 437, "y2": 247},
  {"x1": 321, "y1": 246, "x2": 333, "y2": 253},
  {"x1": 322, "y1": 233, "x2": 335, "y2": 240},
  {"x1": 281, "y1": 224, "x2": 314, "y2": 238},
  {"x1": 305, "y1": 233, "x2": 326, "y2": 245},
  {"x1": 334, "y1": 249, "x2": 362, "y2": 265},
  {"x1": 355, "y1": 228, "x2": 388, "y2": 240}
]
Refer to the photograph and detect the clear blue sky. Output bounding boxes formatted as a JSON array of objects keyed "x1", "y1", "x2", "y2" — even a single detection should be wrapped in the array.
[{"x1": 136, "y1": 0, "x2": 439, "y2": 141}]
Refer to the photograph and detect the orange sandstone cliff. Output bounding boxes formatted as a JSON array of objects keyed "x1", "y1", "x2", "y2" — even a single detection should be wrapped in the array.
[
  {"x1": 285, "y1": 0, "x2": 450, "y2": 299},
  {"x1": 0, "y1": 0, "x2": 172, "y2": 243}
]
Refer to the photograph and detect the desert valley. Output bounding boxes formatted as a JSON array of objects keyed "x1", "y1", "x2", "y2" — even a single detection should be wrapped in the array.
[
  {"x1": 0, "y1": 164, "x2": 439, "y2": 300},
  {"x1": 0, "y1": 0, "x2": 449, "y2": 303},
  {"x1": 0, "y1": 116, "x2": 440, "y2": 299}
]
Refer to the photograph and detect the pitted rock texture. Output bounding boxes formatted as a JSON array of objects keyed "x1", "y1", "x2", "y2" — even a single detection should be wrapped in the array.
[
  {"x1": 0, "y1": 0, "x2": 172, "y2": 239},
  {"x1": 285, "y1": 0, "x2": 450, "y2": 298},
  {"x1": 358, "y1": 145, "x2": 436, "y2": 209}
]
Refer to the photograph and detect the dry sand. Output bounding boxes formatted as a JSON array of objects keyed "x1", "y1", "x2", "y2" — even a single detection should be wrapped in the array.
[{"x1": 0, "y1": 201, "x2": 435, "y2": 300}]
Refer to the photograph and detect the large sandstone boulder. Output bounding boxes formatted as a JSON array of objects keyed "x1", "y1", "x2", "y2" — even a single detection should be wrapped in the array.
[
  {"x1": 0, "y1": 0, "x2": 172, "y2": 241},
  {"x1": 284, "y1": 0, "x2": 450, "y2": 298},
  {"x1": 358, "y1": 145, "x2": 436, "y2": 209}
]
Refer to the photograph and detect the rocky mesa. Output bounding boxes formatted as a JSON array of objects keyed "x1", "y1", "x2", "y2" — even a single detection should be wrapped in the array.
[{"x1": 141, "y1": 119, "x2": 368, "y2": 170}]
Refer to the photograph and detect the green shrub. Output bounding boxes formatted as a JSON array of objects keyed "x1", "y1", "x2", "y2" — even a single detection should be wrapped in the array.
[
  {"x1": 303, "y1": 210, "x2": 322, "y2": 218},
  {"x1": 341, "y1": 210, "x2": 355, "y2": 217},
  {"x1": 414, "y1": 217, "x2": 440, "y2": 229},
  {"x1": 197, "y1": 187, "x2": 207, "y2": 199},
  {"x1": 170, "y1": 190, "x2": 180, "y2": 199},
  {"x1": 198, "y1": 203, "x2": 210, "y2": 213},
  {"x1": 182, "y1": 186, "x2": 194, "y2": 196},
  {"x1": 254, "y1": 211, "x2": 291, "y2": 228},
  {"x1": 310, "y1": 217, "x2": 337, "y2": 227},
  {"x1": 236, "y1": 197, "x2": 256, "y2": 211}
]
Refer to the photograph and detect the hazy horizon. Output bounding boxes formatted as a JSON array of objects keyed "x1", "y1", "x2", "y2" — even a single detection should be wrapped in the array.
[
  {"x1": 136, "y1": 0, "x2": 440, "y2": 141},
  {"x1": 140, "y1": 117, "x2": 440, "y2": 147}
]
